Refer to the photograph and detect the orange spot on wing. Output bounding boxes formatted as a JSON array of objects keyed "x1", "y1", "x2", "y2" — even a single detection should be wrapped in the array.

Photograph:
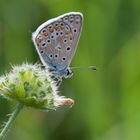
[
  {"x1": 43, "y1": 31, "x2": 49, "y2": 36},
  {"x1": 36, "y1": 34, "x2": 43, "y2": 44},
  {"x1": 53, "y1": 22, "x2": 60, "y2": 30},
  {"x1": 60, "y1": 22, "x2": 64, "y2": 29},
  {"x1": 48, "y1": 28, "x2": 54, "y2": 33}
]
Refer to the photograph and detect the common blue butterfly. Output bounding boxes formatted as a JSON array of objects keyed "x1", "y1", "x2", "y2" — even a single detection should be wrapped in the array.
[{"x1": 32, "y1": 12, "x2": 83, "y2": 79}]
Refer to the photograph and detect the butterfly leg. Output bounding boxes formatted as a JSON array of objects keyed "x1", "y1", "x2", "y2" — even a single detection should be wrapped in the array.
[
  {"x1": 56, "y1": 78, "x2": 62, "y2": 87},
  {"x1": 50, "y1": 74, "x2": 63, "y2": 87}
]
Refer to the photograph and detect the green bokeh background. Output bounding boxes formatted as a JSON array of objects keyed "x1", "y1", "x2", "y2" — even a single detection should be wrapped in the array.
[{"x1": 0, "y1": 0, "x2": 140, "y2": 140}]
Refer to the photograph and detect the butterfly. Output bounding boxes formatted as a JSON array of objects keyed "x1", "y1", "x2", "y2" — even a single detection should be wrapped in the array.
[{"x1": 32, "y1": 12, "x2": 83, "y2": 79}]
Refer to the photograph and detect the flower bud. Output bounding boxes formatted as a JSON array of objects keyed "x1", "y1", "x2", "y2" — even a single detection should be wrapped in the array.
[{"x1": 0, "y1": 63, "x2": 74, "y2": 110}]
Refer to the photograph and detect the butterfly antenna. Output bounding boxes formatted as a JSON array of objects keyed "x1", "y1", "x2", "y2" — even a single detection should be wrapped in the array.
[{"x1": 71, "y1": 66, "x2": 97, "y2": 70}]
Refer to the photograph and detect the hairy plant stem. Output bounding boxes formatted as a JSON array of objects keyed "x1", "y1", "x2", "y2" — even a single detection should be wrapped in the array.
[{"x1": 0, "y1": 103, "x2": 23, "y2": 140}]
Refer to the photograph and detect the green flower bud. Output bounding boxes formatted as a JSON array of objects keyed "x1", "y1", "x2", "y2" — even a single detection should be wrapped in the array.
[{"x1": 0, "y1": 63, "x2": 74, "y2": 110}]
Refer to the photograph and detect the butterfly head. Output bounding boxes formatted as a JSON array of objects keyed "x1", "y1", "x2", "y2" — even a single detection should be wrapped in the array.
[
  {"x1": 48, "y1": 66, "x2": 73, "y2": 79},
  {"x1": 63, "y1": 67, "x2": 73, "y2": 78}
]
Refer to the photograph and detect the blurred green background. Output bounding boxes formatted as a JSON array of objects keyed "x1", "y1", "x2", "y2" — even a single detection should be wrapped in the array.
[{"x1": 0, "y1": 0, "x2": 140, "y2": 140}]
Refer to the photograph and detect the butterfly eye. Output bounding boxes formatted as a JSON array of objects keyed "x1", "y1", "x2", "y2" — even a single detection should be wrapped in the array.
[{"x1": 66, "y1": 69, "x2": 71, "y2": 76}]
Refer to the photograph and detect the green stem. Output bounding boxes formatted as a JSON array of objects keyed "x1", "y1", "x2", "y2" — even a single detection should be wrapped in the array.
[{"x1": 0, "y1": 103, "x2": 23, "y2": 140}]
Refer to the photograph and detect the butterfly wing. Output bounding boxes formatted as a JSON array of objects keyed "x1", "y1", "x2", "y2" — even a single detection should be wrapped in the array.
[{"x1": 32, "y1": 12, "x2": 83, "y2": 72}]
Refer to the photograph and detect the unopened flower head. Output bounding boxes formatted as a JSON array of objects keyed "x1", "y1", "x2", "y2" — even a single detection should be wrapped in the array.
[{"x1": 0, "y1": 63, "x2": 74, "y2": 110}]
